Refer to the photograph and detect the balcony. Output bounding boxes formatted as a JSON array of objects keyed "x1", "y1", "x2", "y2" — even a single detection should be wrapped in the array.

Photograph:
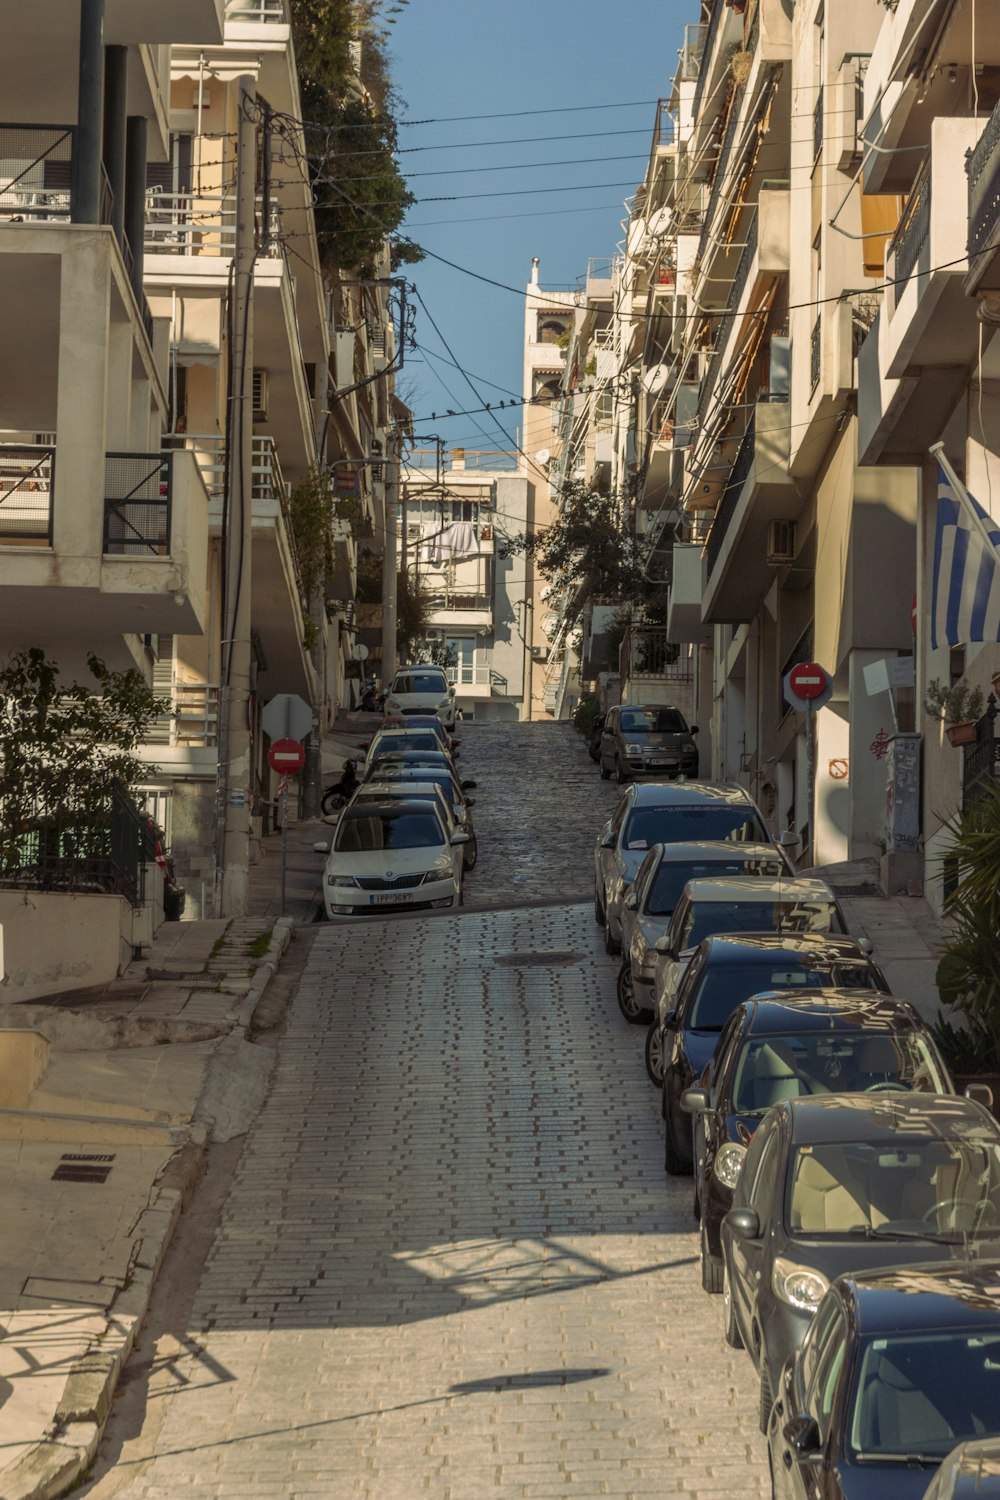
[
  {"x1": 138, "y1": 681, "x2": 220, "y2": 774},
  {"x1": 666, "y1": 542, "x2": 711, "y2": 647},
  {"x1": 701, "y1": 399, "x2": 795, "y2": 624},
  {"x1": 966, "y1": 99, "x2": 1000, "y2": 295},
  {"x1": 0, "y1": 446, "x2": 208, "y2": 653},
  {"x1": 226, "y1": 0, "x2": 285, "y2": 17},
  {"x1": 446, "y1": 662, "x2": 507, "y2": 701}
]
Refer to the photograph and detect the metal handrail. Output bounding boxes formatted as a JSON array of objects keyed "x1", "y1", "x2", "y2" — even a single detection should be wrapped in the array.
[
  {"x1": 890, "y1": 157, "x2": 931, "y2": 287},
  {"x1": 144, "y1": 191, "x2": 283, "y2": 258},
  {"x1": 0, "y1": 445, "x2": 55, "y2": 544},
  {"x1": 692, "y1": 0, "x2": 725, "y2": 121},
  {"x1": 968, "y1": 99, "x2": 1000, "y2": 259},
  {"x1": 706, "y1": 410, "x2": 756, "y2": 577}
]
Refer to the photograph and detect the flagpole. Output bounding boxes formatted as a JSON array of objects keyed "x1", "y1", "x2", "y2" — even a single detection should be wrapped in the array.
[{"x1": 929, "y1": 441, "x2": 1000, "y2": 558}]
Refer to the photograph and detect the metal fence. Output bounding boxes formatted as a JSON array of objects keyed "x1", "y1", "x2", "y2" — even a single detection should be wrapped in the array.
[
  {"x1": 104, "y1": 452, "x2": 171, "y2": 555},
  {"x1": 968, "y1": 97, "x2": 1000, "y2": 262},
  {"x1": 962, "y1": 693, "x2": 999, "y2": 815},
  {"x1": 627, "y1": 629, "x2": 693, "y2": 681},
  {"x1": 706, "y1": 412, "x2": 756, "y2": 577},
  {"x1": 0, "y1": 783, "x2": 155, "y2": 906},
  {"x1": 0, "y1": 444, "x2": 54, "y2": 542},
  {"x1": 891, "y1": 159, "x2": 931, "y2": 289},
  {"x1": 0, "y1": 123, "x2": 73, "y2": 221}
]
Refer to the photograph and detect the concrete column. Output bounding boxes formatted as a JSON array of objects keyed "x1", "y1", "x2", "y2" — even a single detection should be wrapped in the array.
[
  {"x1": 72, "y1": 0, "x2": 106, "y2": 225},
  {"x1": 102, "y1": 45, "x2": 127, "y2": 249},
  {"x1": 54, "y1": 237, "x2": 110, "y2": 567},
  {"x1": 124, "y1": 115, "x2": 147, "y2": 307}
]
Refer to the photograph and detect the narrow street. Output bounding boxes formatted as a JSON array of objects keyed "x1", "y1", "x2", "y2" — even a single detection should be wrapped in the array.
[{"x1": 84, "y1": 724, "x2": 770, "y2": 1498}]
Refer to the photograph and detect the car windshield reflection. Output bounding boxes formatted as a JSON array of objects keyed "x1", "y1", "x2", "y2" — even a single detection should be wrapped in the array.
[
  {"x1": 688, "y1": 964, "x2": 879, "y2": 1030},
  {"x1": 849, "y1": 1328, "x2": 1000, "y2": 1460},
  {"x1": 624, "y1": 809, "x2": 767, "y2": 851},
  {"x1": 646, "y1": 859, "x2": 786, "y2": 916},
  {"x1": 335, "y1": 810, "x2": 445, "y2": 852},
  {"x1": 731, "y1": 1031, "x2": 948, "y2": 1114}
]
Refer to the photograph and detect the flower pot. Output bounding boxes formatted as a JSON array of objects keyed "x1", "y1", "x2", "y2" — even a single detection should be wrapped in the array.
[
  {"x1": 946, "y1": 719, "x2": 978, "y2": 747},
  {"x1": 951, "y1": 1073, "x2": 1000, "y2": 1122}
]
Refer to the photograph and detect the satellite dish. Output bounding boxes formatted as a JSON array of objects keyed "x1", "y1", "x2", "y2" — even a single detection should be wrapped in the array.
[
  {"x1": 351, "y1": 643, "x2": 370, "y2": 662},
  {"x1": 534, "y1": 448, "x2": 551, "y2": 466}
]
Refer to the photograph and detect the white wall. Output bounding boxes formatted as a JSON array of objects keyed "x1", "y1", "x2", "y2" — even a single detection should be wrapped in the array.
[{"x1": 0, "y1": 891, "x2": 132, "y2": 1002}]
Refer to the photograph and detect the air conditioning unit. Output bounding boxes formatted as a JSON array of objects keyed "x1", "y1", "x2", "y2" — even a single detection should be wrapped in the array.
[
  {"x1": 252, "y1": 368, "x2": 268, "y2": 421},
  {"x1": 767, "y1": 519, "x2": 797, "y2": 564}
]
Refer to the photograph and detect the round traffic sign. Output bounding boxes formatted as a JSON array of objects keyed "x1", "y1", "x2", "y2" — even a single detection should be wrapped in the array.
[
  {"x1": 788, "y1": 662, "x2": 830, "y2": 701},
  {"x1": 268, "y1": 737, "x2": 306, "y2": 775}
]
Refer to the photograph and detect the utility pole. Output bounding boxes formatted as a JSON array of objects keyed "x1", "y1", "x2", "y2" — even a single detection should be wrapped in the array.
[
  {"x1": 381, "y1": 429, "x2": 400, "y2": 686},
  {"x1": 217, "y1": 77, "x2": 256, "y2": 916}
]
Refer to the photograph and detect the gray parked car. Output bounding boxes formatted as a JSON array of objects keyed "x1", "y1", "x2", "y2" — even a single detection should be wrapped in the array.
[{"x1": 598, "y1": 703, "x2": 699, "y2": 783}]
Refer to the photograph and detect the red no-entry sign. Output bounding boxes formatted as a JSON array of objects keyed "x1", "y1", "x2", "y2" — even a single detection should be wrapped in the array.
[
  {"x1": 268, "y1": 737, "x2": 305, "y2": 775},
  {"x1": 787, "y1": 662, "x2": 830, "y2": 702}
]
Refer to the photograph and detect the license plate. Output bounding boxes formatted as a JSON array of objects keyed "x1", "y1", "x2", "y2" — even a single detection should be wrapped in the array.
[
  {"x1": 372, "y1": 892, "x2": 413, "y2": 905},
  {"x1": 650, "y1": 759, "x2": 678, "y2": 768}
]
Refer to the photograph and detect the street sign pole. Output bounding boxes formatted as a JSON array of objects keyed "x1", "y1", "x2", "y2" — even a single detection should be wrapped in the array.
[
  {"x1": 279, "y1": 776, "x2": 288, "y2": 917},
  {"x1": 805, "y1": 700, "x2": 815, "y2": 868}
]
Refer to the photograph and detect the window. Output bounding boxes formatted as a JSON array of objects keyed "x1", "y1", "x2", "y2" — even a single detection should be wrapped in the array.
[
  {"x1": 808, "y1": 1311, "x2": 847, "y2": 1444},
  {"x1": 747, "y1": 1129, "x2": 781, "y2": 1215}
]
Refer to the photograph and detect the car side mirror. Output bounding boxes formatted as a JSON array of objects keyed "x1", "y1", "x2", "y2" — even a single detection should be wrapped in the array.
[
  {"x1": 460, "y1": 779, "x2": 477, "y2": 790},
  {"x1": 312, "y1": 841, "x2": 330, "y2": 853},
  {"x1": 663, "y1": 1008, "x2": 679, "y2": 1030},
  {"x1": 451, "y1": 739, "x2": 462, "y2": 748},
  {"x1": 654, "y1": 935, "x2": 677, "y2": 957},
  {"x1": 858, "y1": 937, "x2": 873, "y2": 955},
  {"x1": 680, "y1": 1086, "x2": 709, "y2": 1115},
  {"x1": 451, "y1": 830, "x2": 470, "y2": 845},
  {"x1": 624, "y1": 891, "x2": 638, "y2": 911},
  {"x1": 965, "y1": 1081, "x2": 995, "y2": 1109},
  {"x1": 725, "y1": 1208, "x2": 761, "y2": 1241},
  {"x1": 782, "y1": 1414, "x2": 821, "y2": 1458},
  {"x1": 778, "y1": 829, "x2": 800, "y2": 849},
  {"x1": 690, "y1": 724, "x2": 699, "y2": 735},
  {"x1": 357, "y1": 741, "x2": 370, "y2": 751},
  {"x1": 465, "y1": 798, "x2": 476, "y2": 808}
]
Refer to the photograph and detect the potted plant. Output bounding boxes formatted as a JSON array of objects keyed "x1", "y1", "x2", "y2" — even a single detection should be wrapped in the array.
[
  {"x1": 925, "y1": 677, "x2": 985, "y2": 746},
  {"x1": 931, "y1": 778, "x2": 1000, "y2": 1113}
]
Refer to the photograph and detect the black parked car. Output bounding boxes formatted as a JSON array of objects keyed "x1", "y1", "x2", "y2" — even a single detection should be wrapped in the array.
[
  {"x1": 724, "y1": 1094, "x2": 1000, "y2": 1435},
  {"x1": 768, "y1": 1261, "x2": 1000, "y2": 1500},
  {"x1": 660, "y1": 934, "x2": 890, "y2": 1176},
  {"x1": 682, "y1": 990, "x2": 955, "y2": 1291}
]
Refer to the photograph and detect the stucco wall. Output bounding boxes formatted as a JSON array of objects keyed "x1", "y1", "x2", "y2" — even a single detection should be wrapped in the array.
[{"x1": 0, "y1": 891, "x2": 132, "y2": 1003}]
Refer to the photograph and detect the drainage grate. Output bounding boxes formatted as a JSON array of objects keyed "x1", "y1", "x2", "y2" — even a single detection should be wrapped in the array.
[
  {"x1": 52, "y1": 1153, "x2": 115, "y2": 1184},
  {"x1": 495, "y1": 951, "x2": 582, "y2": 968}
]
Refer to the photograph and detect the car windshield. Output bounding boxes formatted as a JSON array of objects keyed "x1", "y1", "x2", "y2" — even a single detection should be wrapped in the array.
[
  {"x1": 619, "y1": 708, "x2": 687, "y2": 734},
  {"x1": 623, "y1": 807, "x2": 767, "y2": 851},
  {"x1": 334, "y1": 810, "x2": 445, "y2": 852},
  {"x1": 394, "y1": 672, "x2": 447, "y2": 695},
  {"x1": 687, "y1": 899, "x2": 841, "y2": 946},
  {"x1": 687, "y1": 961, "x2": 878, "y2": 1030},
  {"x1": 373, "y1": 770, "x2": 461, "y2": 808},
  {"x1": 849, "y1": 1327, "x2": 1000, "y2": 1460},
  {"x1": 645, "y1": 857, "x2": 788, "y2": 916},
  {"x1": 731, "y1": 1031, "x2": 949, "y2": 1115},
  {"x1": 372, "y1": 733, "x2": 441, "y2": 755}
]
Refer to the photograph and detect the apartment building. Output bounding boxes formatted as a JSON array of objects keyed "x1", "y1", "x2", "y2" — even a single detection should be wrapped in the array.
[
  {"x1": 0, "y1": 0, "x2": 396, "y2": 914},
  {"x1": 399, "y1": 448, "x2": 530, "y2": 721}
]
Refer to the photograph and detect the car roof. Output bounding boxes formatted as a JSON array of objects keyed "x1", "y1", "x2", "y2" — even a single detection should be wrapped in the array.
[
  {"x1": 841, "y1": 1261, "x2": 1000, "y2": 1338},
  {"x1": 340, "y1": 798, "x2": 438, "y2": 817},
  {"x1": 370, "y1": 750, "x2": 450, "y2": 763},
  {"x1": 626, "y1": 781, "x2": 757, "y2": 808},
  {"x1": 700, "y1": 932, "x2": 870, "y2": 963},
  {"x1": 780, "y1": 1092, "x2": 994, "y2": 1147},
  {"x1": 373, "y1": 726, "x2": 440, "y2": 737},
  {"x1": 679, "y1": 875, "x2": 835, "y2": 902},
  {"x1": 653, "y1": 841, "x2": 784, "y2": 862},
  {"x1": 383, "y1": 715, "x2": 445, "y2": 728},
  {"x1": 359, "y1": 781, "x2": 447, "y2": 799},
  {"x1": 741, "y1": 990, "x2": 921, "y2": 1033}
]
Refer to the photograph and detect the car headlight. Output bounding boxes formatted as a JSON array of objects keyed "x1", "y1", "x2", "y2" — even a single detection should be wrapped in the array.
[
  {"x1": 328, "y1": 874, "x2": 358, "y2": 888},
  {"x1": 641, "y1": 948, "x2": 658, "y2": 969},
  {"x1": 772, "y1": 1258, "x2": 829, "y2": 1313},
  {"x1": 683, "y1": 740, "x2": 697, "y2": 753},
  {"x1": 713, "y1": 1142, "x2": 747, "y2": 1190},
  {"x1": 625, "y1": 742, "x2": 643, "y2": 754}
]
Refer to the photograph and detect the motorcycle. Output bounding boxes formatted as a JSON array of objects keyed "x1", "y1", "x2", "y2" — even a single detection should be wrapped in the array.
[
  {"x1": 321, "y1": 758, "x2": 359, "y2": 817},
  {"x1": 360, "y1": 676, "x2": 383, "y2": 713}
]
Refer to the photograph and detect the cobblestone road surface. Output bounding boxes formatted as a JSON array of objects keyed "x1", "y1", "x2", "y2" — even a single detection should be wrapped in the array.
[{"x1": 91, "y1": 724, "x2": 770, "y2": 1498}]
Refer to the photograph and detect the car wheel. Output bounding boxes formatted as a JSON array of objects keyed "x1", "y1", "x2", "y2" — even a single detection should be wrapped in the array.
[
  {"x1": 644, "y1": 1021, "x2": 665, "y2": 1086},
  {"x1": 594, "y1": 886, "x2": 605, "y2": 926},
  {"x1": 463, "y1": 837, "x2": 478, "y2": 872},
  {"x1": 615, "y1": 756, "x2": 628, "y2": 784},
  {"x1": 604, "y1": 912, "x2": 621, "y2": 956},
  {"x1": 599, "y1": 759, "x2": 611, "y2": 780},
  {"x1": 664, "y1": 1113, "x2": 690, "y2": 1177},
  {"x1": 723, "y1": 1264, "x2": 743, "y2": 1349},
  {"x1": 758, "y1": 1364, "x2": 772, "y2": 1435},
  {"x1": 700, "y1": 1219, "x2": 723, "y2": 1295},
  {"x1": 616, "y1": 962, "x2": 649, "y2": 1024}
]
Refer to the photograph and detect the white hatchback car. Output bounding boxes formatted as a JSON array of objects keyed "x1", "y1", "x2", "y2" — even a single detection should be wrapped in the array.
[
  {"x1": 383, "y1": 666, "x2": 456, "y2": 728},
  {"x1": 314, "y1": 798, "x2": 467, "y2": 920}
]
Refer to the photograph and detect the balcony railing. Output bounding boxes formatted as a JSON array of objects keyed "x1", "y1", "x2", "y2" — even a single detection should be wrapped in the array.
[
  {"x1": 429, "y1": 592, "x2": 493, "y2": 613},
  {"x1": 706, "y1": 412, "x2": 756, "y2": 577},
  {"x1": 810, "y1": 313, "x2": 822, "y2": 393},
  {"x1": 0, "y1": 782, "x2": 153, "y2": 907},
  {"x1": 963, "y1": 693, "x2": 999, "y2": 814},
  {"x1": 680, "y1": 22, "x2": 708, "y2": 82},
  {"x1": 445, "y1": 662, "x2": 494, "y2": 687},
  {"x1": 890, "y1": 158, "x2": 931, "y2": 288},
  {"x1": 968, "y1": 98, "x2": 1000, "y2": 262},
  {"x1": 0, "y1": 445, "x2": 55, "y2": 544},
  {"x1": 146, "y1": 683, "x2": 220, "y2": 748},
  {"x1": 699, "y1": 90, "x2": 745, "y2": 262},
  {"x1": 746, "y1": 0, "x2": 761, "y2": 58},
  {"x1": 144, "y1": 192, "x2": 283, "y2": 258},
  {"x1": 626, "y1": 629, "x2": 693, "y2": 682},
  {"x1": 0, "y1": 123, "x2": 73, "y2": 221},
  {"x1": 104, "y1": 452, "x2": 171, "y2": 556},
  {"x1": 698, "y1": 208, "x2": 758, "y2": 418},
  {"x1": 692, "y1": 0, "x2": 724, "y2": 120},
  {"x1": 813, "y1": 88, "x2": 824, "y2": 162},
  {"x1": 225, "y1": 0, "x2": 286, "y2": 18}
]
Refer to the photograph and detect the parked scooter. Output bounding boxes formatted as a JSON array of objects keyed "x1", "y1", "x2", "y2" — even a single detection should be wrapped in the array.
[
  {"x1": 360, "y1": 676, "x2": 383, "y2": 713},
  {"x1": 321, "y1": 758, "x2": 359, "y2": 817}
]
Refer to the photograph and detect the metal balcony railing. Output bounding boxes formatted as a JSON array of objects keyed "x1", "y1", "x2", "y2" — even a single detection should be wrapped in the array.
[
  {"x1": 626, "y1": 629, "x2": 693, "y2": 681},
  {"x1": 445, "y1": 662, "x2": 494, "y2": 687},
  {"x1": 698, "y1": 208, "x2": 758, "y2": 419},
  {"x1": 699, "y1": 90, "x2": 745, "y2": 263},
  {"x1": 813, "y1": 88, "x2": 824, "y2": 162},
  {"x1": 146, "y1": 682, "x2": 221, "y2": 748},
  {"x1": 225, "y1": 0, "x2": 286, "y2": 19},
  {"x1": 0, "y1": 445, "x2": 55, "y2": 543},
  {"x1": 968, "y1": 98, "x2": 1000, "y2": 262},
  {"x1": 692, "y1": 0, "x2": 724, "y2": 120},
  {"x1": 104, "y1": 452, "x2": 172, "y2": 556},
  {"x1": 746, "y1": 0, "x2": 761, "y2": 57},
  {"x1": 0, "y1": 782, "x2": 153, "y2": 907},
  {"x1": 890, "y1": 158, "x2": 931, "y2": 289},
  {"x1": 430, "y1": 593, "x2": 493, "y2": 613},
  {"x1": 144, "y1": 192, "x2": 283, "y2": 258},
  {"x1": 963, "y1": 694, "x2": 999, "y2": 814},
  {"x1": 810, "y1": 313, "x2": 822, "y2": 393},
  {"x1": 0, "y1": 123, "x2": 73, "y2": 221},
  {"x1": 706, "y1": 411, "x2": 756, "y2": 578},
  {"x1": 680, "y1": 22, "x2": 708, "y2": 82}
]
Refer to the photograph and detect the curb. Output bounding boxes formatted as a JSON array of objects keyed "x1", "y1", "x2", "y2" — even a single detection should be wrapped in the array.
[{"x1": 0, "y1": 921, "x2": 296, "y2": 1499}]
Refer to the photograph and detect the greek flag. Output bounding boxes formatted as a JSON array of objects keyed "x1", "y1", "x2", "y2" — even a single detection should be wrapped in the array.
[{"x1": 931, "y1": 464, "x2": 1000, "y2": 649}]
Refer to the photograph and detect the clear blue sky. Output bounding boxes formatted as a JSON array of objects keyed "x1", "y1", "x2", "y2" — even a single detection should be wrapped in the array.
[{"x1": 386, "y1": 0, "x2": 693, "y2": 453}]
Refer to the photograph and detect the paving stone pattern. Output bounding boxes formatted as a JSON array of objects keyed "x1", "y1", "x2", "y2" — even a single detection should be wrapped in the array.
[{"x1": 107, "y1": 726, "x2": 770, "y2": 1497}]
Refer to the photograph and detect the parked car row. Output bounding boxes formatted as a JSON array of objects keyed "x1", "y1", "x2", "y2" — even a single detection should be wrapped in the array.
[
  {"x1": 314, "y1": 707, "x2": 478, "y2": 921},
  {"x1": 591, "y1": 773, "x2": 1000, "y2": 1497}
]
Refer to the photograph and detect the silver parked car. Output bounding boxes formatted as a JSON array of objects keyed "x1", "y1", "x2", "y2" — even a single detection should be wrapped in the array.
[{"x1": 598, "y1": 703, "x2": 699, "y2": 782}]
